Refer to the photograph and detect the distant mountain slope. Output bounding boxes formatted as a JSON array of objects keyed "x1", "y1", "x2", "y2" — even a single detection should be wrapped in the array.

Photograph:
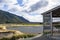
[{"x1": 0, "y1": 10, "x2": 29, "y2": 23}]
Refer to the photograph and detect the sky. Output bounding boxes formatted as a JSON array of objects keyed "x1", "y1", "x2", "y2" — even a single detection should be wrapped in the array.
[{"x1": 0, "y1": 0, "x2": 60, "y2": 22}]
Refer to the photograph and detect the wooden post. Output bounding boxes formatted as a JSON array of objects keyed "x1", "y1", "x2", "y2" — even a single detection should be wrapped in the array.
[{"x1": 50, "y1": 12, "x2": 53, "y2": 36}]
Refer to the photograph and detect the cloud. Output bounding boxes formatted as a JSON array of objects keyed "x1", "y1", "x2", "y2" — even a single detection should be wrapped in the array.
[
  {"x1": 0, "y1": 0, "x2": 17, "y2": 10},
  {"x1": 23, "y1": 0, "x2": 60, "y2": 14},
  {"x1": 21, "y1": 0, "x2": 60, "y2": 22},
  {"x1": 22, "y1": 13, "x2": 43, "y2": 22},
  {"x1": 29, "y1": 0, "x2": 48, "y2": 12},
  {"x1": 23, "y1": 0, "x2": 48, "y2": 13}
]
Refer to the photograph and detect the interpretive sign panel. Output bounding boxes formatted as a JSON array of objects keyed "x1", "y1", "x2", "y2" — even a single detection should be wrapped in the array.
[{"x1": 43, "y1": 12, "x2": 52, "y2": 35}]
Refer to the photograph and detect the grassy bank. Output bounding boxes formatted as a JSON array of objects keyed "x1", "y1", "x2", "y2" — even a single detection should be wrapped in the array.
[
  {"x1": 0, "y1": 34, "x2": 36, "y2": 40},
  {"x1": 0, "y1": 29, "x2": 36, "y2": 40}
]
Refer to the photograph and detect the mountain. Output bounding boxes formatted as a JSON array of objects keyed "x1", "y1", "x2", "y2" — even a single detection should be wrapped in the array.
[{"x1": 0, "y1": 10, "x2": 29, "y2": 24}]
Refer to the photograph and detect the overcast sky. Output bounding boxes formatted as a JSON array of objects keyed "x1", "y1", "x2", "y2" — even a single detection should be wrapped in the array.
[{"x1": 0, "y1": 0, "x2": 60, "y2": 22}]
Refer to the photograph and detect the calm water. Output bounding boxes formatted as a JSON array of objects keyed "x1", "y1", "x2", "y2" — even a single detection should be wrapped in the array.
[{"x1": 7, "y1": 26, "x2": 43, "y2": 34}]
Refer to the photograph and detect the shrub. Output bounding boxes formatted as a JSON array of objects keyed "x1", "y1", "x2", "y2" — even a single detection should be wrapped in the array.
[
  {"x1": 0, "y1": 38, "x2": 10, "y2": 40},
  {"x1": 0, "y1": 34, "x2": 36, "y2": 40}
]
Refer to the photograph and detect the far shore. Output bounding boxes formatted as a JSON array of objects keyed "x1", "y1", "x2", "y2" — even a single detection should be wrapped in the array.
[{"x1": 0, "y1": 23, "x2": 43, "y2": 27}]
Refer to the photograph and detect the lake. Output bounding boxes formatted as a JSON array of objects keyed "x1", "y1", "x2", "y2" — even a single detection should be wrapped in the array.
[{"x1": 7, "y1": 26, "x2": 43, "y2": 34}]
